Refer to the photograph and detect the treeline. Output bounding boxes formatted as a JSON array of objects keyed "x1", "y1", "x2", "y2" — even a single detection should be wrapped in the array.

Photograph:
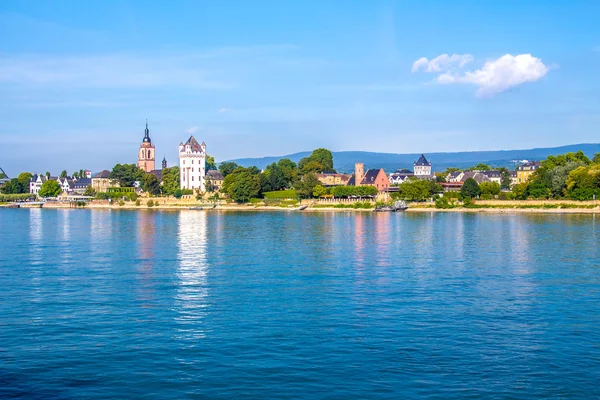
[
  {"x1": 513, "y1": 151, "x2": 600, "y2": 200},
  {"x1": 218, "y1": 148, "x2": 337, "y2": 202}
]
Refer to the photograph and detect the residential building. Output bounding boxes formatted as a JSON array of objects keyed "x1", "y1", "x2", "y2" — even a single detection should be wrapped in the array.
[
  {"x1": 389, "y1": 169, "x2": 414, "y2": 185},
  {"x1": 138, "y1": 121, "x2": 155, "y2": 173},
  {"x1": 57, "y1": 177, "x2": 74, "y2": 193},
  {"x1": 481, "y1": 170, "x2": 502, "y2": 185},
  {"x1": 461, "y1": 171, "x2": 491, "y2": 184},
  {"x1": 316, "y1": 173, "x2": 352, "y2": 187},
  {"x1": 446, "y1": 171, "x2": 464, "y2": 183},
  {"x1": 29, "y1": 174, "x2": 46, "y2": 195},
  {"x1": 179, "y1": 135, "x2": 206, "y2": 192},
  {"x1": 511, "y1": 171, "x2": 518, "y2": 187},
  {"x1": 73, "y1": 178, "x2": 92, "y2": 194},
  {"x1": 91, "y1": 170, "x2": 113, "y2": 193},
  {"x1": 206, "y1": 170, "x2": 224, "y2": 192},
  {"x1": 352, "y1": 163, "x2": 390, "y2": 192},
  {"x1": 414, "y1": 154, "x2": 432, "y2": 177},
  {"x1": 516, "y1": 161, "x2": 541, "y2": 184}
]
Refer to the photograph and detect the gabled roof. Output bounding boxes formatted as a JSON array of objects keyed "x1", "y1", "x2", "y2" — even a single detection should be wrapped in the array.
[
  {"x1": 73, "y1": 178, "x2": 92, "y2": 188},
  {"x1": 361, "y1": 169, "x2": 381, "y2": 184},
  {"x1": 183, "y1": 135, "x2": 204, "y2": 153},
  {"x1": 447, "y1": 171, "x2": 462, "y2": 179},
  {"x1": 93, "y1": 170, "x2": 111, "y2": 179},
  {"x1": 414, "y1": 154, "x2": 431, "y2": 167},
  {"x1": 347, "y1": 175, "x2": 356, "y2": 186},
  {"x1": 149, "y1": 170, "x2": 163, "y2": 180},
  {"x1": 395, "y1": 168, "x2": 413, "y2": 174},
  {"x1": 482, "y1": 170, "x2": 501, "y2": 178},
  {"x1": 206, "y1": 170, "x2": 224, "y2": 180}
]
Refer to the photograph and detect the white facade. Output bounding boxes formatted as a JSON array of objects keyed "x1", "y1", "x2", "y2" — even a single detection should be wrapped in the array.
[{"x1": 178, "y1": 135, "x2": 206, "y2": 192}]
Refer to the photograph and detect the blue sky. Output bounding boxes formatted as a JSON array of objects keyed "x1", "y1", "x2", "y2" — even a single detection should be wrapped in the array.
[{"x1": 1, "y1": 0, "x2": 600, "y2": 174}]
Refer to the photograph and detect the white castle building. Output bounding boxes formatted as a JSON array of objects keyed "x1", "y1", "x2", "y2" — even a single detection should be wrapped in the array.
[{"x1": 178, "y1": 135, "x2": 206, "y2": 192}]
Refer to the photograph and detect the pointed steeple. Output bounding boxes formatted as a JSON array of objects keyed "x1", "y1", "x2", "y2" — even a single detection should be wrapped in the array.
[{"x1": 143, "y1": 119, "x2": 151, "y2": 143}]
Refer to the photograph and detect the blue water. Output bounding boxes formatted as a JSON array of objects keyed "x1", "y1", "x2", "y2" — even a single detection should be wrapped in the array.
[{"x1": 0, "y1": 209, "x2": 599, "y2": 399}]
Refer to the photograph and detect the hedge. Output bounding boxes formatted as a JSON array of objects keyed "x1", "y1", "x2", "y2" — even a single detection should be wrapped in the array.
[
  {"x1": 331, "y1": 186, "x2": 378, "y2": 198},
  {"x1": 263, "y1": 189, "x2": 298, "y2": 199},
  {"x1": 0, "y1": 193, "x2": 36, "y2": 202}
]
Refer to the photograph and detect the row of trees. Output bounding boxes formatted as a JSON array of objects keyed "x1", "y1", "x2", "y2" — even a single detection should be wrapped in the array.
[
  {"x1": 218, "y1": 149, "x2": 336, "y2": 202},
  {"x1": 513, "y1": 151, "x2": 600, "y2": 200}
]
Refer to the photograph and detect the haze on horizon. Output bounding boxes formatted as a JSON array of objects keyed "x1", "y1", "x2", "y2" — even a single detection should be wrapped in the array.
[{"x1": 1, "y1": 0, "x2": 599, "y2": 174}]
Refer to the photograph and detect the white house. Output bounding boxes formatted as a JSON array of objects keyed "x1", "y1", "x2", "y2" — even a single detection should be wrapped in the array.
[
  {"x1": 388, "y1": 169, "x2": 414, "y2": 185},
  {"x1": 179, "y1": 135, "x2": 206, "y2": 192},
  {"x1": 414, "y1": 154, "x2": 432, "y2": 177}
]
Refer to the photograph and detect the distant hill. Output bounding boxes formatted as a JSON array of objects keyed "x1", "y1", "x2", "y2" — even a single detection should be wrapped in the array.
[{"x1": 228, "y1": 143, "x2": 600, "y2": 173}]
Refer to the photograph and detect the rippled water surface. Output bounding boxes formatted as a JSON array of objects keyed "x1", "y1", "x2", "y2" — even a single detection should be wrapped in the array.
[{"x1": 1, "y1": 209, "x2": 599, "y2": 399}]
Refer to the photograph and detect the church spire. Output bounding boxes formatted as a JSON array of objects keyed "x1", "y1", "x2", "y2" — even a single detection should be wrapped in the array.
[{"x1": 143, "y1": 119, "x2": 151, "y2": 143}]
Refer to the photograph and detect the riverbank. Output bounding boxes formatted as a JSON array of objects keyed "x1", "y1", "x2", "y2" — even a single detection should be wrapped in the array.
[{"x1": 3, "y1": 200, "x2": 600, "y2": 214}]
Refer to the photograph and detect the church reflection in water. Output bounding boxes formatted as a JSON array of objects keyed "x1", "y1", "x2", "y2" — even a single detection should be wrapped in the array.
[{"x1": 174, "y1": 211, "x2": 209, "y2": 342}]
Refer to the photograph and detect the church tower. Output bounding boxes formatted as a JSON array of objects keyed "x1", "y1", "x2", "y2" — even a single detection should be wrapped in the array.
[
  {"x1": 138, "y1": 120, "x2": 155, "y2": 173},
  {"x1": 162, "y1": 156, "x2": 167, "y2": 169}
]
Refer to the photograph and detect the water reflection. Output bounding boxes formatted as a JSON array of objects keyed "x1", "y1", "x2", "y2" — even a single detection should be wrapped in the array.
[
  {"x1": 90, "y1": 210, "x2": 112, "y2": 260},
  {"x1": 28, "y1": 209, "x2": 43, "y2": 267},
  {"x1": 59, "y1": 210, "x2": 71, "y2": 264},
  {"x1": 175, "y1": 211, "x2": 209, "y2": 342},
  {"x1": 136, "y1": 211, "x2": 157, "y2": 305}
]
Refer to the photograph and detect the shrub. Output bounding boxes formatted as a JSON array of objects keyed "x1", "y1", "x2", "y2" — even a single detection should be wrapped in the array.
[
  {"x1": 135, "y1": 199, "x2": 141, "y2": 206},
  {"x1": 147, "y1": 200, "x2": 154, "y2": 207},
  {"x1": 435, "y1": 197, "x2": 454, "y2": 209},
  {"x1": 119, "y1": 200, "x2": 125, "y2": 206},
  {"x1": 0, "y1": 193, "x2": 36, "y2": 202},
  {"x1": 481, "y1": 193, "x2": 493, "y2": 200},
  {"x1": 498, "y1": 192, "x2": 515, "y2": 200},
  {"x1": 174, "y1": 189, "x2": 182, "y2": 199},
  {"x1": 181, "y1": 189, "x2": 194, "y2": 196},
  {"x1": 331, "y1": 186, "x2": 378, "y2": 198},
  {"x1": 463, "y1": 196, "x2": 473, "y2": 207},
  {"x1": 443, "y1": 191, "x2": 462, "y2": 200}
]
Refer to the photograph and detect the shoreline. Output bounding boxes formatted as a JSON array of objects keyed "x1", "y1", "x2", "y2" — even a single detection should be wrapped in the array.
[{"x1": 3, "y1": 202, "x2": 600, "y2": 214}]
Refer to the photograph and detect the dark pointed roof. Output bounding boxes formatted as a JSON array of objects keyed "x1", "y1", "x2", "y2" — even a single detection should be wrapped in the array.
[
  {"x1": 414, "y1": 154, "x2": 431, "y2": 166},
  {"x1": 143, "y1": 120, "x2": 151, "y2": 143},
  {"x1": 183, "y1": 135, "x2": 203, "y2": 153},
  {"x1": 361, "y1": 169, "x2": 381, "y2": 184}
]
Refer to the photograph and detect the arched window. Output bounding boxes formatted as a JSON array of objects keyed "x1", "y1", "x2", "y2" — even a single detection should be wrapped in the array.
[{"x1": 148, "y1": 150, "x2": 151, "y2": 159}]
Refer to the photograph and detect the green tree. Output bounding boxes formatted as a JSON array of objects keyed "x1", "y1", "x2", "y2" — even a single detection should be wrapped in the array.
[
  {"x1": 60, "y1": 170, "x2": 67, "y2": 178},
  {"x1": 109, "y1": 164, "x2": 143, "y2": 187},
  {"x1": 498, "y1": 167, "x2": 512, "y2": 190},
  {"x1": 219, "y1": 161, "x2": 240, "y2": 178},
  {"x1": 593, "y1": 152, "x2": 600, "y2": 164},
  {"x1": 312, "y1": 185, "x2": 328, "y2": 198},
  {"x1": 393, "y1": 178, "x2": 432, "y2": 201},
  {"x1": 45, "y1": 172, "x2": 51, "y2": 179},
  {"x1": 547, "y1": 161, "x2": 586, "y2": 198},
  {"x1": 444, "y1": 167, "x2": 460, "y2": 174},
  {"x1": 302, "y1": 160, "x2": 325, "y2": 174},
  {"x1": 468, "y1": 164, "x2": 491, "y2": 171},
  {"x1": 17, "y1": 172, "x2": 32, "y2": 189},
  {"x1": 308, "y1": 148, "x2": 335, "y2": 171},
  {"x1": 527, "y1": 181, "x2": 550, "y2": 199},
  {"x1": 479, "y1": 181, "x2": 501, "y2": 196},
  {"x1": 142, "y1": 173, "x2": 161, "y2": 195},
  {"x1": 205, "y1": 178, "x2": 216, "y2": 193},
  {"x1": 434, "y1": 172, "x2": 446, "y2": 183},
  {"x1": 277, "y1": 158, "x2": 299, "y2": 187},
  {"x1": 161, "y1": 166, "x2": 180, "y2": 195},
  {"x1": 206, "y1": 155, "x2": 217, "y2": 171},
  {"x1": 228, "y1": 171, "x2": 261, "y2": 202},
  {"x1": 0, "y1": 178, "x2": 25, "y2": 194},
  {"x1": 39, "y1": 180, "x2": 62, "y2": 197},
  {"x1": 73, "y1": 171, "x2": 80, "y2": 179},
  {"x1": 295, "y1": 173, "x2": 320, "y2": 198},
  {"x1": 83, "y1": 185, "x2": 96, "y2": 196},
  {"x1": 461, "y1": 178, "x2": 481, "y2": 198},
  {"x1": 512, "y1": 183, "x2": 528, "y2": 200},
  {"x1": 0, "y1": 171, "x2": 5, "y2": 179}
]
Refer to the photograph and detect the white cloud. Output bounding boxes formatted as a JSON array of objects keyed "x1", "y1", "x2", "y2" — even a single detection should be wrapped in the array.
[
  {"x1": 218, "y1": 107, "x2": 231, "y2": 114},
  {"x1": 411, "y1": 54, "x2": 474, "y2": 73},
  {"x1": 185, "y1": 126, "x2": 199, "y2": 134},
  {"x1": 413, "y1": 53, "x2": 550, "y2": 97}
]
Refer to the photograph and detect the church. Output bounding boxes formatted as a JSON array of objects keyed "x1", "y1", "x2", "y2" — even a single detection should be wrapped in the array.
[{"x1": 137, "y1": 121, "x2": 167, "y2": 180}]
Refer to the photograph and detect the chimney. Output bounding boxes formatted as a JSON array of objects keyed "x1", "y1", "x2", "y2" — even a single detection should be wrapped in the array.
[{"x1": 355, "y1": 163, "x2": 364, "y2": 186}]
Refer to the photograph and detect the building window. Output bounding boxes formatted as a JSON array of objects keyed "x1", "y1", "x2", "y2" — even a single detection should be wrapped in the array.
[
  {"x1": 192, "y1": 159, "x2": 194, "y2": 164},
  {"x1": 192, "y1": 168, "x2": 194, "y2": 172},
  {"x1": 183, "y1": 160, "x2": 185, "y2": 164},
  {"x1": 192, "y1": 176, "x2": 194, "y2": 181}
]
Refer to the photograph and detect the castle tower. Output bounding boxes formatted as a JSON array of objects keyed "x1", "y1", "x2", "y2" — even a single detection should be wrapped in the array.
[
  {"x1": 178, "y1": 135, "x2": 206, "y2": 192},
  {"x1": 354, "y1": 163, "x2": 365, "y2": 186},
  {"x1": 137, "y1": 120, "x2": 155, "y2": 173},
  {"x1": 162, "y1": 156, "x2": 167, "y2": 169}
]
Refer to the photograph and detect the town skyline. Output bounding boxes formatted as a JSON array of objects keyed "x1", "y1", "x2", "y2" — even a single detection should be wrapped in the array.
[{"x1": 2, "y1": 1, "x2": 600, "y2": 173}]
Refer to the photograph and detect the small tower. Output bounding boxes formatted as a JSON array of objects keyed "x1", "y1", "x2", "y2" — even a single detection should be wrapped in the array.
[
  {"x1": 138, "y1": 120, "x2": 156, "y2": 173},
  {"x1": 354, "y1": 163, "x2": 365, "y2": 186},
  {"x1": 162, "y1": 156, "x2": 167, "y2": 169}
]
